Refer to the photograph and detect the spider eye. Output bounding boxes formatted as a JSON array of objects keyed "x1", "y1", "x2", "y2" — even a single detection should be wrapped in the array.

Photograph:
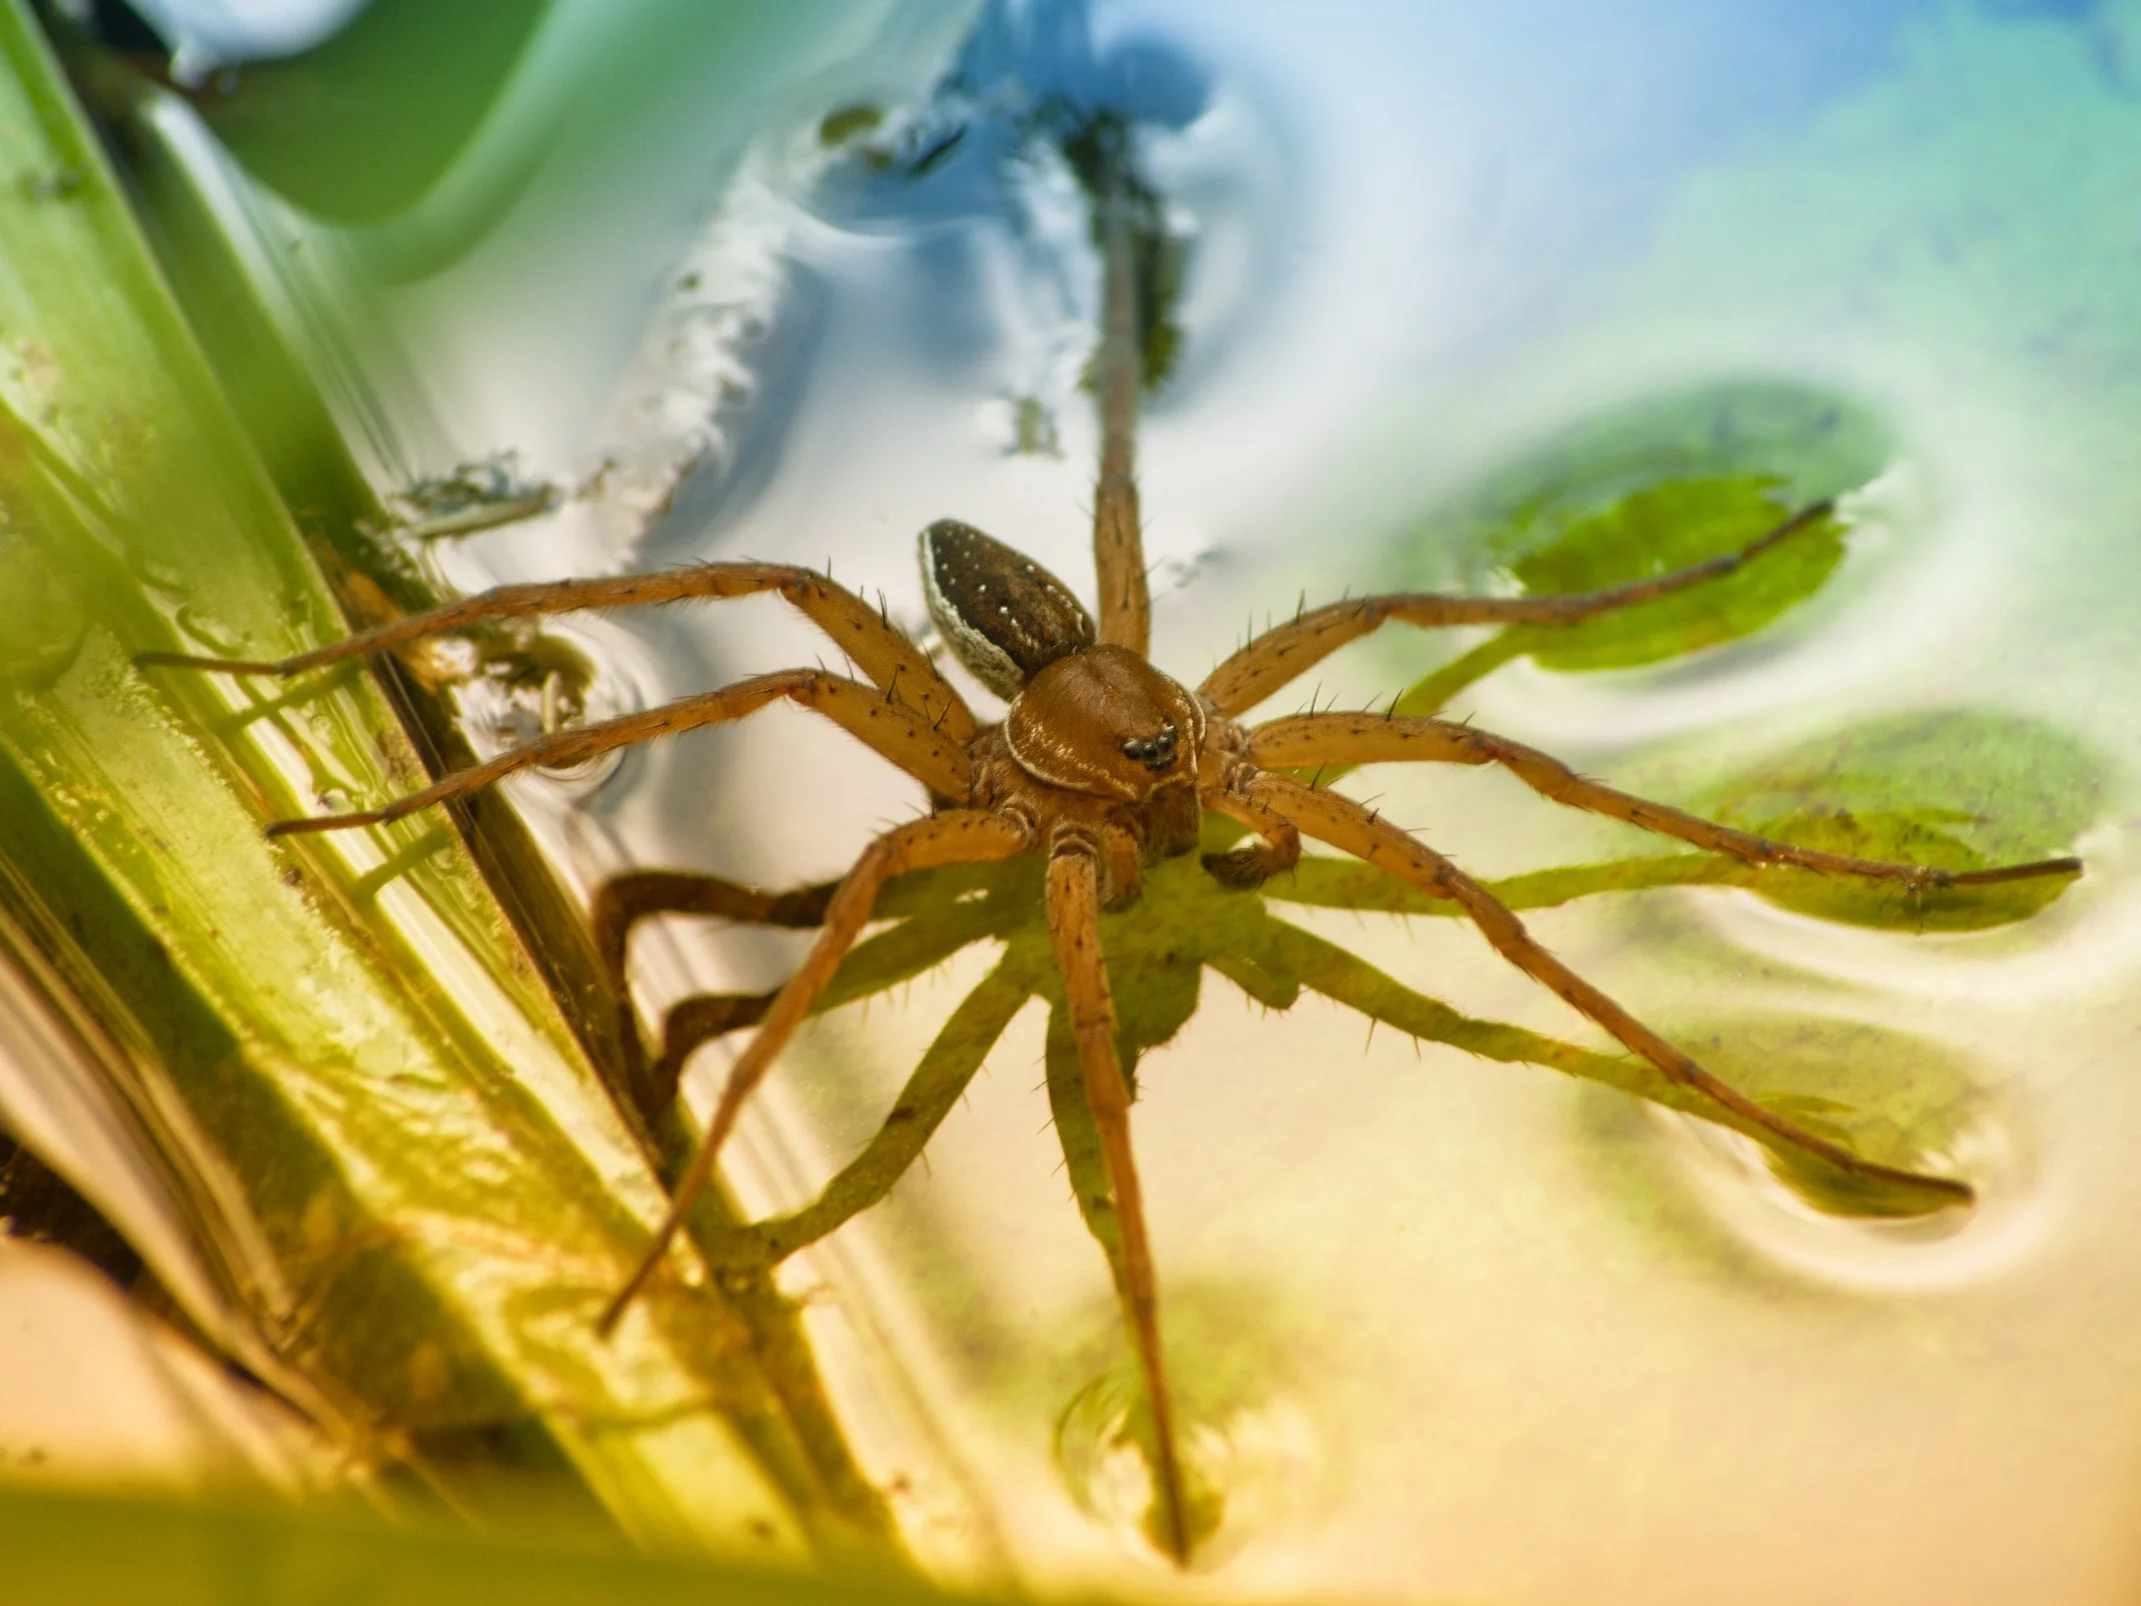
[{"x1": 1121, "y1": 720, "x2": 1179, "y2": 771}]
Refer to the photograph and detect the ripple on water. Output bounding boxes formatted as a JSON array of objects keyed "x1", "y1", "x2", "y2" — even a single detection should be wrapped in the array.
[
  {"x1": 1613, "y1": 1012, "x2": 2053, "y2": 1294},
  {"x1": 1053, "y1": 1363, "x2": 1323, "y2": 1567},
  {"x1": 441, "y1": 617, "x2": 654, "y2": 806}
]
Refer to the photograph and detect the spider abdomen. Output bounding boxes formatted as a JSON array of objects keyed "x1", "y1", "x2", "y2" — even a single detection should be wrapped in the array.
[{"x1": 920, "y1": 520, "x2": 1095, "y2": 700}]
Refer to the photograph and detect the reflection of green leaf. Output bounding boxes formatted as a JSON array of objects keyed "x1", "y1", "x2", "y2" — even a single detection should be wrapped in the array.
[
  {"x1": 1696, "y1": 708, "x2": 2101, "y2": 930},
  {"x1": 1494, "y1": 477, "x2": 1845, "y2": 671}
]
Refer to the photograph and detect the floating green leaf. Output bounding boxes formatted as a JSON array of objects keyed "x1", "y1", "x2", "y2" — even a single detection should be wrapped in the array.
[
  {"x1": 1695, "y1": 707, "x2": 2102, "y2": 930},
  {"x1": 1498, "y1": 476, "x2": 1844, "y2": 671},
  {"x1": 1387, "y1": 381, "x2": 1891, "y2": 713}
]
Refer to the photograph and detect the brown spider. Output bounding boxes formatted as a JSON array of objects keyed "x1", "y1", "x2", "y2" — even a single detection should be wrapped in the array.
[{"x1": 146, "y1": 140, "x2": 2082, "y2": 1562}]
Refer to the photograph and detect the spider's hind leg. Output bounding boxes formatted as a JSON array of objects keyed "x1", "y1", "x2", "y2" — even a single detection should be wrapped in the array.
[{"x1": 1252, "y1": 770, "x2": 1978, "y2": 1211}]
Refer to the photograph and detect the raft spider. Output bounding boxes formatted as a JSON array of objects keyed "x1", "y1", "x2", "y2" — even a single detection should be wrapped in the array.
[{"x1": 145, "y1": 124, "x2": 2082, "y2": 1561}]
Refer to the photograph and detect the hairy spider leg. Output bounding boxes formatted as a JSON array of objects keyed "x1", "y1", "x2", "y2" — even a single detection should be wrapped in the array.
[
  {"x1": 594, "y1": 870, "x2": 837, "y2": 988},
  {"x1": 1092, "y1": 127, "x2": 1150, "y2": 659},
  {"x1": 636, "y1": 995, "x2": 774, "y2": 1114},
  {"x1": 1249, "y1": 771, "x2": 1977, "y2": 1205},
  {"x1": 1198, "y1": 499, "x2": 1836, "y2": 718},
  {"x1": 261, "y1": 670, "x2": 970, "y2": 835},
  {"x1": 1200, "y1": 783, "x2": 1304, "y2": 888},
  {"x1": 711, "y1": 959, "x2": 1034, "y2": 1272},
  {"x1": 1251, "y1": 713, "x2": 2086, "y2": 890},
  {"x1": 139, "y1": 560, "x2": 977, "y2": 742},
  {"x1": 1046, "y1": 838, "x2": 1191, "y2": 1564},
  {"x1": 591, "y1": 870, "x2": 839, "y2": 1116},
  {"x1": 638, "y1": 868, "x2": 1018, "y2": 1127},
  {"x1": 598, "y1": 809, "x2": 1033, "y2": 1333}
]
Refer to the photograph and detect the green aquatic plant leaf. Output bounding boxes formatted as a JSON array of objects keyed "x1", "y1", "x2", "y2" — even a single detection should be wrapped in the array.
[
  {"x1": 0, "y1": 1481, "x2": 964, "y2": 1606},
  {"x1": 1385, "y1": 381, "x2": 1892, "y2": 715},
  {"x1": 1499, "y1": 476, "x2": 1846, "y2": 671},
  {"x1": 1694, "y1": 707, "x2": 2102, "y2": 931},
  {"x1": 0, "y1": 2, "x2": 895, "y2": 1557},
  {"x1": 1385, "y1": 474, "x2": 1845, "y2": 716}
]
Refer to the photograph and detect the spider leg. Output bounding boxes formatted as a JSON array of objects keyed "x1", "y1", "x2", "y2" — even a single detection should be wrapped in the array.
[
  {"x1": 714, "y1": 959, "x2": 1033, "y2": 1269},
  {"x1": 1199, "y1": 784, "x2": 1302, "y2": 889},
  {"x1": 639, "y1": 880, "x2": 1012, "y2": 1117},
  {"x1": 1251, "y1": 713, "x2": 2084, "y2": 890},
  {"x1": 1100, "y1": 822, "x2": 1146, "y2": 906},
  {"x1": 1046, "y1": 834, "x2": 1191, "y2": 1563},
  {"x1": 266, "y1": 669, "x2": 971, "y2": 836},
  {"x1": 589, "y1": 869, "x2": 838, "y2": 1112},
  {"x1": 1199, "y1": 500, "x2": 1834, "y2": 717},
  {"x1": 139, "y1": 561, "x2": 976, "y2": 741},
  {"x1": 632, "y1": 993, "x2": 771, "y2": 1114},
  {"x1": 592, "y1": 870, "x2": 836, "y2": 990},
  {"x1": 1249, "y1": 770, "x2": 1977, "y2": 1206},
  {"x1": 1091, "y1": 125, "x2": 1150, "y2": 657},
  {"x1": 598, "y1": 809, "x2": 1032, "y2": 1333}
]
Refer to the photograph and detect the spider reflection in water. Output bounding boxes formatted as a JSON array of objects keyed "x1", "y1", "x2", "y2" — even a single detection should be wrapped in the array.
[{"x1": 145, "y1": 130, "x2": 2082, "y2": 1563}]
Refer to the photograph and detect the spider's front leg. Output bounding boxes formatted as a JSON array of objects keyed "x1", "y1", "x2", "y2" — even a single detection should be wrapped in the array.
[
  {"x1": 257, "y1": 669, "x2": 969, "y2": 835},
  {"x1": 1088, "y1": 116, "x2": 1152, "y2": 658},
  {"x1": 1198, "y1": 500, "x2": 1836, "y2": 718},
  {"x1": 1047, "y1": 829, "x2": 1192, "y2": 1564},
  {"x1": 1246, "y1": 770, "x2": 1977, "y2": 1207},
  {"x1": 140, "y1": 560, "x2": 976, "y2": 740}
]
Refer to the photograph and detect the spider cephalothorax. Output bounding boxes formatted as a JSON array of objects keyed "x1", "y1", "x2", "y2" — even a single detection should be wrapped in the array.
[
  {"x1": 933, "y1": 522, "x2": 1216, "y2": 905},
  {"x1": 144, "y1": 124, "x2": 2085, "y2": 1565}
]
